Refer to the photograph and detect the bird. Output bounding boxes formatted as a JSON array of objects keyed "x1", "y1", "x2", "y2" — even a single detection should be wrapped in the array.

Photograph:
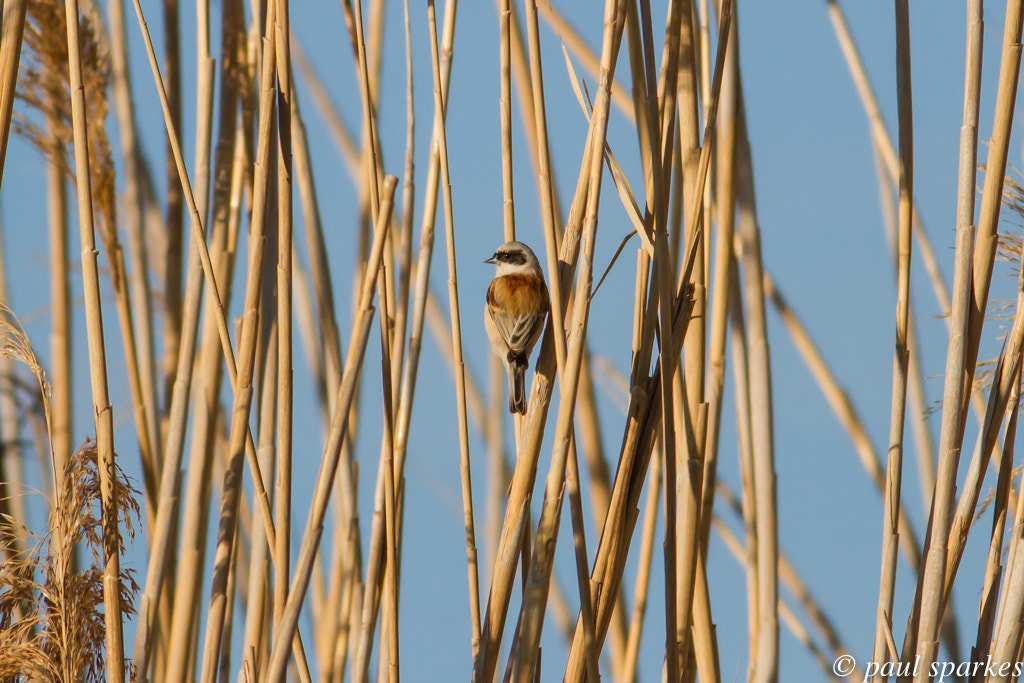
[{"x1": 484, "y1": 241, "x2": 550, "y2": 414}]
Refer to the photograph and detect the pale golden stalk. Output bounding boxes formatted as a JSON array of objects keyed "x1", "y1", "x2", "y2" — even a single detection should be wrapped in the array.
[
  {"x1": 911, "y1": 0, "x2": 1019, "y2": 673},
  {"x1": 734, "y1": 117, "x2": 777, "y2": 683},
  {"x1": 521, "y1": 0, "x2": 568, "y2": 371},
  {"x1": 426, "y1": 0, "x2": 481, "y2": 657},
  {"x1": 392, "y1": 0, "x2": 456, "y2": 494},
  {"x1": 986, "y1": 428, "x2": 1024, "y2": 673},
  {"x1": 351, "y1": 0, "x2": 383, "y2": 218},
  {"x1": 160, "y1": 0, "x2": 184, "y2": 421},
  {"x1": 263, "y1": 177, "x2": 395, "y2": 683},
  {"x1": 420, "y1": 288, "x2": 583, "y2": 650},
  {"x1": 0, "y1": 0, "x2": 28, "y2": 188},
  {"x1": 389, "y1": 0, "x2": 417, "y2": 412},
  {"x1": 239, "y1": 330, "x2": 277, "y2": 680},
  {"x1": 944, "y1": 244, "x2": 1024, "y2": 610},
  {"x1": 632, "y1": 4, "x2": 682, "y2": 677},
  {"x1": 335, "y1": 2, "x2": 459, "y2": 676},
  {"x1": 620, "y1": 445, "x2": 661, "y2": 681},
  {"x1": 700, "y1": 0, "x2": 737, "y2": 557},
  {"x1": 509, "y1": 7, "x2": 620, "y2": 660},
  {"x1": 46, "y1": 106, "x2": 71, "y2": 502},
  {"x1": 291, "y1": 85, "x2": 344, "y2": 422},
  {"x1": 724, "y1": 262, "x2": 758, "y2": 669},
  {"x1": 970, "y1": 363, "x2": 1020, "y2": 668},
  {"x1": 869, "y1": 124, "x2": 938, "y2": 525},
  {"x1": 868, "y1": 2, "x2": 913, "y2": 678},
  {"x1": 162, "y1": 6, "x2": 245, "y2": 673},
  {"x1": 129, "y1": 0, "x2": 286, "y2": 669},
  {"x1": 0, "y1": 237, "x2": 26, "y2": 561},
  {"x1": 273, "y1": 0, "x2": 296, "y2": 637},
  {"x1": 374, "y1": 187, "x2": 401, "y2": 683},
  {"x1": 62, "y1": 0, "x2": 124, "y2": 677},
  {"x1": 479, "y1": 105, "x2": 594, "y2": 683},
  {"x1": 499, "y1": 0, "x2": 515, "y2": 242},
  {"x1": 196, "y1": 1, "x2": 280, "y2": 676},
  {"x1": 106, "y1": 0, "x2": 161, "y2": 503},
  {"x1": 475, "y1": 32, "x2": 607, "y2": 683},
  {"x1": 508, "y1": 20, "x2": 621, "y2": 669},
  {"x1": 561, "y1": 4, "x2": 731, "y2": 677}
]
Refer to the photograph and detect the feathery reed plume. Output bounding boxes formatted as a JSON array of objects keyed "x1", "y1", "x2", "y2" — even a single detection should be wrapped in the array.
[
  {"x1": 16, "y1": 0, "x2": 115, "y2": 231},
  {"x1": 0, "y1": 309, "x2": 139, "y2": 680}
]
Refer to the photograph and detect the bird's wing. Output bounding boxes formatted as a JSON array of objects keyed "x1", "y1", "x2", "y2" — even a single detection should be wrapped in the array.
[{"x1": 490, "y1": 308, "x2": 545, "y2": 357}]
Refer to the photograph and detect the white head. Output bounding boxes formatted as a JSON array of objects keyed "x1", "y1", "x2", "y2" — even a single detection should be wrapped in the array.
[{"x1": 484, "y1": 241, "x2": 542, "y2": 277}]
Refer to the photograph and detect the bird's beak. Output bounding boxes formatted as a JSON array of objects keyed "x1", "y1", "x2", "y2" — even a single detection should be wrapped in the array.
[{"x1": 484, "y1": 255, "x2": 497, "y2": 264}]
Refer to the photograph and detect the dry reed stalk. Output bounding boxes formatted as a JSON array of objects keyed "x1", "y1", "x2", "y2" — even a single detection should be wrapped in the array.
[
  {"x1": 733, "y1": 104, "x2": 777, "y2": 683},
  {"x1": 632, "y1": 4, "x2": 682, "y2": 678},
  {"x1": 130, "y1": 1, "x2": 249, "y2": 673},
  {"x1": 273, "y1": 0, "x2": 295, "y2": 639},
  {"x1": 986, "y1": 430, "x2": 1024, "y2": 670},
  {"x1": 658, "y1": 0, "x2": 709, "y2": 673},
  {"x1": 426, "y1": 0, "x2": 482, "y2": 658},
  {"x1": 620, "y1": 444, "x2": 661, "y2": 681},
  {"x1": 289, "y1": 73, "x2": 364, "y2": 676},
  {"x1": 507, "y1": 0, "x2": 622, "y2": 658},
  {"x1": 291, "y1": 86, "x2": 344, "y2": 424},
  {"x1": 392, "y1": 0, "x2": 456, "y2": 504},
  {"x1": 869, "y1": 1, "x2": 913, "y2": 677},
  {"x1": 0, "y1": 0, "x2": 28, "y2": 190},
  {"x1": 474, "y1": 15, "x2": 610, "y2": 683},
  {"x1": 560, "y1": 4, "x2": 730, "y2": 678},
  {"x1": 107, "y1": 0, "x2": 161, "y2": 504},
  {"x1": 868, "y1": 125, "x2": 940, "y2": 526},
  {"x1": 263, "y1": 176, "x2": 395, "y2": 683},
  {"x1": 127, "y1": 0, "x2": 306, "y2": 674},
  {"x1": 196, "y1": 0, "x2": 280, "y2": 675},
  {"x1": 499, "y1": 0, "x2": 515, "y2": 242},
  {"x1": 970, "y1": 363, "x2": 1020, "y2": 674},
  {"x1": 46, "y1": 83, "x2": 72, "y2": 506},
  {"x1": 160, "y1": 0, "x2": 184, "y2": 424},
  {"x1": 389, "y1": 0, "x2": 417, "y2": 424},
  {"x1": 374, "y1": 8, "x2": 457, "y2": 676},
  {"x1": 350, "y1": 0, "x2": 383, "y2": 219},
  {"x1": 509, "y1": 5, "x2": 602, "y2": 677},
  {"x1": 162, "y1": 18, "x2": 246, "y2": 676},
  {"x1": 944, "y1": 237, "x2": 1024, "y2": 610},
  {"x1": 61, "y1": 0, "x2": 125, "y2": 676},
  {"x1": 240, "y1": 333, "x2": 276, "y2": 680},
  {"x1": 511, "y1": 27, "x2": 625, "y2": 666},
  {"x1": 733, "y1": 266, "x2": 765, "y2": 667},
  {"x1": 0, "y1": 238, "x2": 27, "y2": 564},
  {"x1": 521, "y1": 0, "x2": 568, "y2": 368},
  {"x1": 699, "y1": 0, "x2": 737, "y2": 566},
  {"x1": 910, "y1": 0, "x2": 1022, "y2": 673},
  {"x1": 374, "y1": 186, "x2": 401, "y2": 683}
]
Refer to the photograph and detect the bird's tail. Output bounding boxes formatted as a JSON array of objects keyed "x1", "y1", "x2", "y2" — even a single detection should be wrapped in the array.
[{"x1": 510, "y1": 360, "x2": 527, "y2": 414}]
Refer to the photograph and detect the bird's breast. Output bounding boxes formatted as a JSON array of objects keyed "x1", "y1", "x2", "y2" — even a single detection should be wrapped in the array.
[{"x1": 488, "y1": 274, "x2": 549, "y2": 318}]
